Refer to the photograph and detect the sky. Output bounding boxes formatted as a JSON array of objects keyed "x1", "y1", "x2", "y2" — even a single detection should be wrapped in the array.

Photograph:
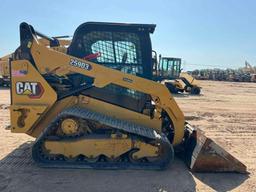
[{"x1": 0, "y1": 0, "x2": 255, "y2": 70}]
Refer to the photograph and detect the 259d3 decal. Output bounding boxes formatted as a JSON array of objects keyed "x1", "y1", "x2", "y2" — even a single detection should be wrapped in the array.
[
  {"x1": 69, "y1": 58, "x2": 92, "y2": 71},
  {"x1": 16, "y1": 82, "x2": 44, "y2": 98}
]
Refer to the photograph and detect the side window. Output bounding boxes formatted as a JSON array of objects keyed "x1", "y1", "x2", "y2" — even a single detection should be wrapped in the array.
[
  {"x1": 167, "y1": 60, "x2": 173, "y2": 76},
  {"x1": 91, "y1": 40, "x2": 115, "y2": 63},
  {"x1": 91, "y1": 40, "x2": 138, "y2": 64},
  {"x1": 161, "y1": 59, "x2": 168, "y2": 71},
  {"x1": 114, "y1": 41, "x2": 137, "y2": 64},
  {"x1": 174, "y1": 60, "x2": 179, "y2": 76},
  {"x1": 167, "y1": 60, "x2": 172, "y2": 71},
  {"x1": 91, "y1": 33, "x2": 141, "y2": 64},
  {"x1": 89, "y1": 32, "x2": 143, "y2": 76}
]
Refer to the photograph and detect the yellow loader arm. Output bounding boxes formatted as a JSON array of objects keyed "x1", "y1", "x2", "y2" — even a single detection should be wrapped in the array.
[{"x1": 180, "y1": 72, "x2": 199, "y2": 87}]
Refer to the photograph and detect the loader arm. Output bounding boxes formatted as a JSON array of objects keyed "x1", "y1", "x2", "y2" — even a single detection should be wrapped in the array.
[{"x1": 28, "y1": 34, "x2": 185, "y2": 145}]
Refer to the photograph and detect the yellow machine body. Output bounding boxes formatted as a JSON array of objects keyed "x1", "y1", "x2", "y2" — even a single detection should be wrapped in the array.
[
  {"x1": 10, "y1": 40, "x2": 184, "y2": 145},
  {"x1": 8, "y1": 22, "x2": 246, "y2": 172},
  {"x1": 10, "y1": 60, "x2": 57, "y2": 133}
]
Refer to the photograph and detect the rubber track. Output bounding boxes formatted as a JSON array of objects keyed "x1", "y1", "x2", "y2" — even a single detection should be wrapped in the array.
[{"x1": 32, "y1": 107, "x2": 174, "y2": 170}]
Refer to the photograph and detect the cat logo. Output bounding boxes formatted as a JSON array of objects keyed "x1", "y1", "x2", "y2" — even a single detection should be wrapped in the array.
[{"x1": 16, "y1": 82, "x2": 44, "y2": 98}]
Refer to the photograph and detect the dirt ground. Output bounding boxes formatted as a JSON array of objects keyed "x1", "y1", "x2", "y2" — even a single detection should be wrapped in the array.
[{"x1": 0, "y1": 81, "x2": 255, "y2": 192}]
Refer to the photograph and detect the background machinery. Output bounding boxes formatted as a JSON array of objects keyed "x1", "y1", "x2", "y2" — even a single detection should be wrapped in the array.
[
  {"x1": 0, "y1": 37, "x2": 71, "y2": 87},
  {"x1": 152, "y1": 52, "x2": 201, "y2": 95},
  {"x1": 244, "y1": 61, "x2": 256, "y2": 82},
  {"x1": 191, "y1": 61, "x2": 256, "y2": 83},
  {"x1": 8, "y1": 22, "x2": 246, "y2": 172},
  {"x1": 0, "y1": 54, "x2": 11, "y2": 86}
]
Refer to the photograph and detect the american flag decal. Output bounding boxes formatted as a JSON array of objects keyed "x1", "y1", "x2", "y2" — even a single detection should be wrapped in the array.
[{"x1": 12, "y1": 70, "x2": 27, "y2": 77}]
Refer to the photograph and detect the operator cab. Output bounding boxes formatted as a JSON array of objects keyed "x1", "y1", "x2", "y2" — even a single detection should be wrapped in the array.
[
  {"x1": 68, "y1": 22, "x2": 155, "y2": 79},
  {"x1": 152, "y1": 52, "x2": 182, "y2": 81},
  {"x1": 159, "y1": 57, "x2": 181, "y2": 79},
  {"x1": 67, "y1": 22, "x2": 156, "y2": 113}
]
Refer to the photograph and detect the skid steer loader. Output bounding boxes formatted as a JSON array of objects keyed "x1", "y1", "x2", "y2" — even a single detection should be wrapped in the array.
[
  {"x1": 8, "y1": 22, "x2": 246, "y2": 172},
  {"x1": 152, "y1": 52, "x2": 201, "y2": 95}
]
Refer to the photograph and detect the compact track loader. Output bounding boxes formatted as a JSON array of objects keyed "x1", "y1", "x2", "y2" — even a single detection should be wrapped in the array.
[
  {"x1": 152, "y1": 52, "x2": 201, "y2": 95},
  {"x1": 8, "y1": 22, "x2": 246, "y2": 172}
]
